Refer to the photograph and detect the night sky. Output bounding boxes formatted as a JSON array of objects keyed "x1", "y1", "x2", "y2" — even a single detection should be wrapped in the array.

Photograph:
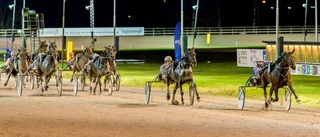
[{"x1": 1, "y1": 0, "x2": 317, "y2": 28}]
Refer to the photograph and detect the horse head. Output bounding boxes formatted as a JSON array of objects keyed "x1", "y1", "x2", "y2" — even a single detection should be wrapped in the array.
[
  {"x1": 83, "y1": 46, "x2": 93, "y2": 57},
  {"x1": 39, "y1": 40, "x2": 48, "y2": 53},
  {"x1": 184, "y1": 48, "x2": 197, "y2": 67},
  {"x1": 48, "y1": 41, "x2": 58, "y2": 55},
  {"x1": 281, "y1": 49, "x2": 296, "y2": 70}
]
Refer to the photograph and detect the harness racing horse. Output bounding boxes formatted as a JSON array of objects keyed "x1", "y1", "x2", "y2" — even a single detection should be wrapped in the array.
[
  {"x1": 164, "y1": 48, "x2": 200, "y2": 105},
  {"x1": 3, "y1": 47, "x2": 28, "y2": 87},
  {"x1": 70, "y1": 46, "x2": 93, "y2": 84},
  {"x1": 260, "y1": 49, "x2": 300, "y2": 109},
  {"x1": 36, "y1": 41, "x2": 58, "y2": 95},
  {"x1": 87, "y1": 47, "x2": 113, "y2": 95},
  {"x1": 103, "y1": 45, "x2": 117, "y2": 90}
]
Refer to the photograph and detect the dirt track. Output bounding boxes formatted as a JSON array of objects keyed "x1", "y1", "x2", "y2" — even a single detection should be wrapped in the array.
[{"x1": 0, "y1": 76, "x2": 320, "y2": 137}]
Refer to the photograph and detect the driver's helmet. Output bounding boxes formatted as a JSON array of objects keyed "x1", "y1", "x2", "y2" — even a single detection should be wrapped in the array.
[
  {"x1": 10, "y1": 51, "x2": 16, "y2": 57},
  {"x1": 256, "y1": 57, "x2": 264, "y2": 67},
  {"x1": 164, "y1": 56, "x2": 172, "y2": 63}
]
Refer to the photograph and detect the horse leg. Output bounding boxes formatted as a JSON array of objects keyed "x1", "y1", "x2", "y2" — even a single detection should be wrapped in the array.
[
  {"x1": 271, "y1": 87, "x2": 279, "y2": 102},
  {"x1": 4, "y1": 72, "x2": 12, "y2": 86},
  {"x1": 70, "y1": 67, "x2": 76, "y2": 82},
  {"x1": 98, "y1": 76, "x2": 103, "y2": 96},
  {"x1": 194, "y1": 83, "x2": 201, "y2": 102},
  {"x1": 263, "y1": 86, "x2": 269, "y2": 109},
  {"x1": 287, "y1": 82, "x2": 301, "y2": 102},
  {"x1": 93, "y1": 77, "x2": 99, "y2": 95},
  {"x1": 89, "y1": 76, "x2": 92, "y2": 94},
  {"x1": 166, "y1": 82, "x2": 170, "y2": 101},
  {"x1": 179, "y1": 84, "x2": 184, "y2": 105},
  {"x1": 171, "y1": 83, "x2": 179, "y2": 105}
]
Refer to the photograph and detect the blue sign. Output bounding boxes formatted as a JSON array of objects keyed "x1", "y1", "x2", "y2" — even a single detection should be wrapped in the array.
[{"x1": 174, "y1": 22, "x2": 181, "y2": 60}]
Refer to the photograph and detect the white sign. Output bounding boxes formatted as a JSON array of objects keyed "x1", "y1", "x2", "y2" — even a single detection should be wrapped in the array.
[
  {"x1": 40, "y1": 27, "x2": 144, "y2": 37},
  {"x1": 237, "y1": 49, "x2": 266, "y2": 67}
]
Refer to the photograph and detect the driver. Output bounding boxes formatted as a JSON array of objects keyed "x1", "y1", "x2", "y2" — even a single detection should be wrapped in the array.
[
  {"x1": 158, "y1": 56, "x2": 172, "y2": 82},
  {"x1": 250, "y1": 57, "x2": 264, "y2": 86}
]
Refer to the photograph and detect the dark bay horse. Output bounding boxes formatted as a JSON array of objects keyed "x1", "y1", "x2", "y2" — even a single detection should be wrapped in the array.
[
  {"x1": 260, "y1": 49, "x2": 300, "y2": 109},
  {"x1": 70, "y1": 46, "x2": 93, "y2": 82},
  {"x1": 164, "y1": 48, "x2": 200, "y2": 105},
  {"x1": 87, "y1": 47, "x2": 113, "y2": 95}
]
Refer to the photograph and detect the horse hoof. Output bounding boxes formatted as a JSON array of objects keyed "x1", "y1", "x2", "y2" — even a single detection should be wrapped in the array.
[
  {"x1": 171, "y1": 100, "x2": 179, "y2": 105},
  {"x1": 70, "y1": 79, "x2": 73, "y2": 82},
  {"x1": 296, "y1": 99, "x2": 301, "y2": 103},
  {"x1": 166, "y1": 94, "x2": 170, "y2": 101},
  {"x1": 197, "y1": 97, "x2": 201, "y2": 102},
  {"x1": 4, "y1": 83, "x2": 7, "y2": 86},
  {"x1": 271, "y1": 98, "x2": 278, "y2": 102}
]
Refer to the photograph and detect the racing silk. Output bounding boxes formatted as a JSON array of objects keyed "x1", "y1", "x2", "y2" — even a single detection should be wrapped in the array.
[{"x1": 252, "y1": 66, "x2": 261, "y2": 77}]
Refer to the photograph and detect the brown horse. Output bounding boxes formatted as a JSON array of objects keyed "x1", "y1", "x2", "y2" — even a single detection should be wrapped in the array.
[
  {"x1": 4, "y1": 47, "x2": 29, "y2": 87},
  {"x1": 102, "y1": 45, "x2": 118, "y2": 90},
  {"x1": 70, "y1": 46, "x2": 93, "y2": 84},
  {"x1": 164, "y1": 48, "x2": 200, "y2": 105},
  {"x1": 260, "y1": 49, "x2": 300, "y2": 109}
]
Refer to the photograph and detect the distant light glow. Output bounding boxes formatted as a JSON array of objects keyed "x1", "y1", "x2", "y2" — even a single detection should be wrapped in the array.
[
  {"x1": 128, "y1": 15, "x2": 131, "y2": 19},
  {"x1": 262, "y1": 0, "x2": 266, "y2": 4}
]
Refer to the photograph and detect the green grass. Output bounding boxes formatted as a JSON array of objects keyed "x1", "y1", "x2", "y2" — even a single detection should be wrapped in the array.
[{"x1": 1, "y1": 61, "x2": 320, "y2": 109}]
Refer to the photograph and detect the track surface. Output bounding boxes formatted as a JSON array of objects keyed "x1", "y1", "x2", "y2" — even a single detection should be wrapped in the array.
[{"x1": 0, "y1": 76, "x2": 320, "y2": 137}]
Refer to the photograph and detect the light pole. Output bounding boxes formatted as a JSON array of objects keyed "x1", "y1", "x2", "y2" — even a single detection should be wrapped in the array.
[
  {"x1": 62, "y1": 0, "x2": 66, "y2": 68},
  {"x1": 22, "y1": 0, "x2": 26, "y2": 48},
  {"x1": 192, "y1": 0, "x2": 199, "y2": 48},
  {"x1": 113, "y1": 0, "x2": 116, "y2": 47},
  {"x1": 86, "y1": 0, "x2": 96, "y2": 49},
  {"x1": 276, "y1": 0, "x2": 279, "y2": 58},
  {"x1": 180, "y1": 0, "x2": 183, "y2": 55},
  {"x1": 315, "y1": 0, "x2": 318, "y2": 42},
  {"x1": 303, "y1": 0, "x2": 308, "y2": 42},
  {"x1": 9, "y1": 0, "x2": 16, "y2": 50}
]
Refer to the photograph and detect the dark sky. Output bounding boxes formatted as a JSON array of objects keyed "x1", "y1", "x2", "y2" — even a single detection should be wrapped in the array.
[{"x1": 3, "y1": 0, "x2": 317, "y2": 28}]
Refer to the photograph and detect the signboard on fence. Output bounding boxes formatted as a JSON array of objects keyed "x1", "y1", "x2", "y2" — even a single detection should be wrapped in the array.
[
  {"x1": 291, "y1": 63, "x2": 320, "y2": 76},
  {"x1": 237, "y1": 49, "x2": 266, "y2": 67}
]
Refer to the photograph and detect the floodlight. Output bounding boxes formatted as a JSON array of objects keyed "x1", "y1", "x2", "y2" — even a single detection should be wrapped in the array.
[
  {"x1": 85, "y1": 5, "x2": 92, "y2": 10},
  {"x1": 192, "y1": 5, "x2": 197, "y2": 10},
  {"x1": 8, "y1": 4, "x2": 14, "y2": 9}
]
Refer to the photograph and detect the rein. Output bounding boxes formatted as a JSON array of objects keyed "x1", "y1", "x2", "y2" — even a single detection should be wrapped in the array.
[{"x1": 275, "y1": 63, "x2": 290, "y2": 78}]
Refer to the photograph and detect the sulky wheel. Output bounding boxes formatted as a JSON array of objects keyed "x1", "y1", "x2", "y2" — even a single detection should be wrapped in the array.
[
  {"x1": 17, "y1": 76, "x2": 23, "y2": 96},
  {"x1": 238, "y1": 86, "x2": 246, "y2": 110},
  {"x1": 145, "y1": 82, "x2": 151, "y2": 104},
  {"x1": 57, "y1": 71, "x2": 63, "y2": 96},
  {"x1": 283, "y1": 87, "x2": 292, "y2": 111},
  {"x1": 115, "y1": 74, "x2": 120, "y2": 91},
  {"x1": 189, "y1": 83, "x2": 196, "y2": 105},
  {"x1": 81, "y1": 75, "x2": 85, "y2": 91},
  {"x1": 73, "y1": 76, "x2": 78, "y2": 95},
  {"x1": 107, "y1": 75, "x2": 113, "y2": 95},
  {"x1": 30, "y1": 73, "x2": 34, "y2": 90}
]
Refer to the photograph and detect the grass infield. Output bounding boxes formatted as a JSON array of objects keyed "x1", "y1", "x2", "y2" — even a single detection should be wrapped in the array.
[{"x1": 1, "y1": 61, "x2": 319, "y2": 109}]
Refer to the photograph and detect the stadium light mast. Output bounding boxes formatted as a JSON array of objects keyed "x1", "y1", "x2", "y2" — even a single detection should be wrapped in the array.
[
  {"x1": 62, "y1": 0, "x2": 66, "y2": 68},
  {"x1": 276, "y1": 0, "x2": 279, "y2": 58},
  {"x1": 303, "y1": 0, "x2": 308, "y2": 42},
  {"x1": 9, "y1": 0, "x2": 16, "y2": 50},
  {"x1": 86, "y1": 0, "x2": 96, "y2": 49},
  {"x1": 113, "y1": 0, "x2": 116, "y2": 47},
  {"x1": 181, "y1": 0, "x2": 184, "y2": 56},
  {"x1": 315, "y1": 0, "x2": 318, "y2": 42}
]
